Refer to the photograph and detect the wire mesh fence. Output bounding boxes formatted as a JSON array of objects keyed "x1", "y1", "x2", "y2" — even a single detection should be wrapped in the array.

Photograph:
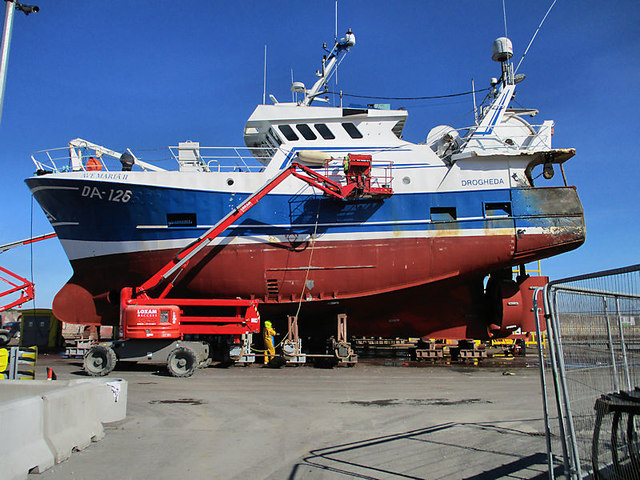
[{"x1": 534, "y1": 265, "x2": 640, "y2": 479}]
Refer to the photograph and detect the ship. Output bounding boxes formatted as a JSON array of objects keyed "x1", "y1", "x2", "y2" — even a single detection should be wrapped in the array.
[{"x1": 25, "y1": 30, "x2": 584, "y2": 341}]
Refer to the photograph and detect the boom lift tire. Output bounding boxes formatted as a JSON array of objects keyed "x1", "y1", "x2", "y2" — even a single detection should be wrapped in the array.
[
  {"x1": 198, "y1": 357, "x2": 212, "y2": 369},
  {"x1": 84, "y1": 344, "x2": 117, "y2": 376},
  {"x1": 167, "y1": 346, "x2": 197, "y2": 377}
]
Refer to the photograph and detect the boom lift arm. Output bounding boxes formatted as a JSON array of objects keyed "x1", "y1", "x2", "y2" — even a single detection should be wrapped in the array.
[
  {"x1": 135, "y1": 158, "x2": 392, "y2": 299},
  {"x1": 88, "y1": 157, "x2": 392, "y2": 377},
  {"x1": 0, "y1": 232, "x2": 57, "y2": 312}
]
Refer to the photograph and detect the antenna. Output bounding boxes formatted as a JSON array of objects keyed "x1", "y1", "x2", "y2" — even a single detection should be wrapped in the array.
[
  {"x1": 291, "y1": 68, "x2": 295, "y2": 102},
  {"x1": 334, "y1": 1, "x2": 338, "y2": 41},
  {"x1": 501, "y1": 0, "x2": 508, "y2": 37},
  {"x1": 471, "y1": 78, "x2": 478, "y2": 125},
  {"x1": 262, "y1": 45, "x2": 267, "y2": 105},
  {"x1": 515, "y1": 0, "x2": 557, "y2": 73},
  {"x1": 334, "y1": 1, "x2": 339, "y2": 90}
]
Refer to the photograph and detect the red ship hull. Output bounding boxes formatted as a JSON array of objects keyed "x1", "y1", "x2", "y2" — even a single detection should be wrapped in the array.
[{"x1": 53, "y1": 226, "x2": 583, "y2": 339}]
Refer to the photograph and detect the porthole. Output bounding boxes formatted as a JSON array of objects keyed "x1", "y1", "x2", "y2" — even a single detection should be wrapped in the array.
[
  {"x1": 227, "y1": 178, "x2": 234, "y2": 186},
  {"x1": 402, "y1": 176, "x2": 411, "y2": 184}
]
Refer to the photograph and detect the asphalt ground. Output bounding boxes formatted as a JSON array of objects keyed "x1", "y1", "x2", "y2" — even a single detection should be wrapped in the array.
[{"x1": 29, "y1": 354, "x2": 551, "y2": 480}]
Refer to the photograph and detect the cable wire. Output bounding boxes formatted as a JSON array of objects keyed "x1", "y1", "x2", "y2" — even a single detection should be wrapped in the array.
[
  {"x1": 515, "y1": 0, "x2": 557, "y2": 74},
  {"x1": 294, "y1": 197, "x2": 322, "y2": 321},
  {"x1": 327, "y1": 87, "x2": 490, "y2": 101}
]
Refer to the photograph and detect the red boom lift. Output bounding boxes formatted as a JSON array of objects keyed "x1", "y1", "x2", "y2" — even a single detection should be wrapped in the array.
[
  {"x1": 0, "y1": 232, "x2": 57, "y2": 345},
  {"x1": 0, "y1": 232, "x2": 57, "y2": 313},
  {"x1": 83, "y1": 156, "x2": 393, "y2": 377}
]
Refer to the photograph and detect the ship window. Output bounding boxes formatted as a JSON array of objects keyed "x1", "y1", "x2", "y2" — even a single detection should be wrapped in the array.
[
  {"x1": 267, "y1": 127, "x2": 282, "y2": 146},
  {"x1": 252, "y1": 127, "x2": 281, "y2": 160},
  {"x1": 314, "y1": 123, "x2": 335, "y2": 140},
  {"x1": 295, "y1": 124, "x2": 317, "y2": 140},
  {"x1": 343, "y1": 107, "x2": 368, "y2": 116},
  {"x1": 342, "y1": 122, "x2": 363, "y2": 139},
  {"x1": 392, "y1": 118, "x2": 406, "y2": 139},
  {"x1": 484, "y1": 202, "x2": 511, "y2": 217},
  {"x1": 278, "y1": 125, "x2": 299, "y2": 141},
  {"x1": 430, "y1": 207, "x2": 456, "y2": 223},
  {"x1": 167, "y1": 213, "x2": 197, "y2": 227}
]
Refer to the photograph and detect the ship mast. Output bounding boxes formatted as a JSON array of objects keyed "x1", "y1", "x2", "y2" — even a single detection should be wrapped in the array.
[{"x1": 301, "y1": 29, "x2": 355, "y2": 106}]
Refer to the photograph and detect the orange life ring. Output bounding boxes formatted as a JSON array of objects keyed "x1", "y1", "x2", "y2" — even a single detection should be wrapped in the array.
[{"x1": 86, "y1": 157, "x2": 103, "y2": 171}]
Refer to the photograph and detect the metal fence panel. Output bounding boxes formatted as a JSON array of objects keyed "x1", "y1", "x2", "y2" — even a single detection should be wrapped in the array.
[{"x1": 535, "y1": 265, "x2": 640, "y2": 479}]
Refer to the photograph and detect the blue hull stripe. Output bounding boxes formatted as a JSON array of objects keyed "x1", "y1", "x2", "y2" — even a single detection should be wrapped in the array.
[{"x1": 25, "y1": 177, "x2": 561, "y2": 245}]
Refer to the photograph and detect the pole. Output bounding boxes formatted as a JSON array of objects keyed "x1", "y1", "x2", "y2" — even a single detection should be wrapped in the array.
[
  {"x1": 614, "y1": 296, "x2": 632, "y2": 391},
  {"x1": 532, "y1": 287, "x2": 555, "y2": 479},
  {"x1": 471, "y1": 78, "x2": 478, "y2": 125},
  {"x1": 604, "y1": 297, "x2": 620, "y2": 392},
  {"x1": 0, "y1": 0, "x2": 16, "y2": 127},
  {"x1": 262, "y1": 44, "x2": 267, "y2": 105}
]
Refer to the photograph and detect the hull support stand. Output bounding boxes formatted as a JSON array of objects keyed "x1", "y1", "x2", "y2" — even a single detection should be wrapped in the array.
[
  {"x1": 282, "y1": 315, "x2": 306, "y2": 364},
  {"x1": 331, "y1": 314, "x2": 357, "y2": 366}
]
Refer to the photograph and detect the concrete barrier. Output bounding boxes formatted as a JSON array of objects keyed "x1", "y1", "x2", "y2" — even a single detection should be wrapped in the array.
[
  {"x1": 42, "y1": 383, "x2": 105, "y2": 463},
  {"x1": 71, "y1": 378, "x2": 128, "y2": 423},
  {"x1": 0, "y1": 378, "x2": 128, "y2": 475},
  {"x1": 0, "y1": 380, "x2": 68, "y2": 402},
  {"x1": 0, "y1": 395, "x2": 55, "y2": 480}
]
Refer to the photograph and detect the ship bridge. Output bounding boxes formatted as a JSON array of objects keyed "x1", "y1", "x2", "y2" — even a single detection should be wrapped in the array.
[{"x1": 243, "y1": 103, "x2": 409, "y2": 165}]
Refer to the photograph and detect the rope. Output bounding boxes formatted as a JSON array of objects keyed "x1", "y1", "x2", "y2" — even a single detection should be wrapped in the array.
[
  {"x1": 253, "y1": 197, "x2": 320, "y2": 355},
  {"x1": 251, "y1": 336, "x2": 287, "y2": 354},
  {"x1": 294, "y1": 197, "x2": 322, "y2": 320}
]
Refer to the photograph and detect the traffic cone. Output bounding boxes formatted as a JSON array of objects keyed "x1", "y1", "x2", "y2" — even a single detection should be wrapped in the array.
[{"x1": 46, "y1": 367, "x2": 56, "y2": 380}]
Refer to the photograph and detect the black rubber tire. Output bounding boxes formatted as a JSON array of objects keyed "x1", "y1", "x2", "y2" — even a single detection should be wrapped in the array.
[
  {"x1": 0, "y1": 330, "x2": 10, "y2": 346},
  {"x1": 167, "y1": 347, "x2": 197, "y2": 377},
  {"x1": 84, "y1": 345, "x2": 117, "y2": 376}
]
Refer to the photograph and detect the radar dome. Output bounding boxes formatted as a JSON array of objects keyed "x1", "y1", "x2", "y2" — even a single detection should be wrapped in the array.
[{"x1": 491, "y1": 37, "x2": 513, "y2": 62}]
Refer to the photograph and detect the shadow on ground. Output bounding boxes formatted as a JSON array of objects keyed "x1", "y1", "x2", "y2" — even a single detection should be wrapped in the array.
[{"x1": 286, "y1": 420, "x2": 554, "y2": 480}]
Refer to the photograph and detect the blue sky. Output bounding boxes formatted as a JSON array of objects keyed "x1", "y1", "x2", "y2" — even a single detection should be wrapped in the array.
[{"x1": 0, "y1": 0, "x2": 638, "y2": 308}]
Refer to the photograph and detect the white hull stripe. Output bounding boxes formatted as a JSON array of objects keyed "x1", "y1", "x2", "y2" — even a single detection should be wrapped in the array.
[{"x1": 60, "y1": 226, "x2": 554, "y2": 261}]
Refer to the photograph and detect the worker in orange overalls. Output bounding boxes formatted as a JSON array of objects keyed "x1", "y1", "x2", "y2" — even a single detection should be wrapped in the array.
[{"x1": 263, "y1": 320, "x2": 276, "y2": 364}]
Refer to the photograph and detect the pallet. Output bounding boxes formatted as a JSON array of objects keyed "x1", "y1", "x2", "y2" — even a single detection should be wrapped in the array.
[
  {"x1": 415, "y1": 349, "x2": 444, "y2": 359},
  {"x1": 63, "y1": 341, "x2": 93, "y2": 359}
]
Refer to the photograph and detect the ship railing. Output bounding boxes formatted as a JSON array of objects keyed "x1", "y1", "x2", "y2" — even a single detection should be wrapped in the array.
[
  {"x1": 31, "y1": 145, "x2": 167, "y2": 173},
  {"x1": 31, "y1": 146, "x2": 86, "y2": 173},
  {"x1": 30, "y1": 144, "x2": 278, "y2": 174},
  {"x1": 168, "y1": 145, "x2": 276, "y2": 173},
  {"x1": 456, "y1": 120, "x2": 554, "y2": 154}
]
